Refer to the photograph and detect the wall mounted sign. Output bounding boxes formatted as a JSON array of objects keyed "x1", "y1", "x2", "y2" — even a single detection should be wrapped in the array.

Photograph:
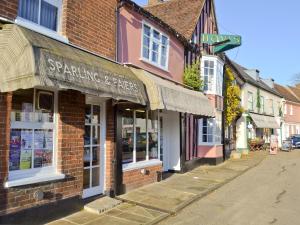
[{"x1": 201, "y1": 34, "x2": 242, "y2": 53}]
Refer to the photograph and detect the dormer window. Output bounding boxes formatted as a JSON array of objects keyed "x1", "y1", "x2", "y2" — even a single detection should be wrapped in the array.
[{"x1": 142, "y1": 23, "x2": 169, "y2": 70}]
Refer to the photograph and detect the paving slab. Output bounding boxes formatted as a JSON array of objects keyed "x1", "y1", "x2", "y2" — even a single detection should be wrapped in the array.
[{"x1": 84, "y1": 196, "x2": 121, "y2": 214}]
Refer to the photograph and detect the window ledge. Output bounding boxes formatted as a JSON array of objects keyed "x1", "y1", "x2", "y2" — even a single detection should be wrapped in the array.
[
  {"x1": 139, "y1": 58, "x2": 169, "y2": 72},
  {"x1": 123, "y1": 160, "x2": 162, "y2": 172},
  {"x1": 5, "y1": 173, "x2": 65, "y2": 188},
  {"x1": 15, "y1": 17, "x2": 68, "y2": 43}
]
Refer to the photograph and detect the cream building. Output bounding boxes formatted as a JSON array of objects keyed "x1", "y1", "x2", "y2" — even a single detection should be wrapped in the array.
[{"x1": 230, "y1": 61, "x2": 284, "y2": 152}]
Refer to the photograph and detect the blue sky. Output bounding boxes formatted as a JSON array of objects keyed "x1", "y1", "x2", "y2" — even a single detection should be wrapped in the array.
[{"x1": 133, "y1": 0, "x2": 300, "y2": 85}]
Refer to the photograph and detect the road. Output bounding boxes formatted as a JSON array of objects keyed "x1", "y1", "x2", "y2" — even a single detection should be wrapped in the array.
[{"x1": 159, "y1": 151, "x2": 300, "y2": 225}]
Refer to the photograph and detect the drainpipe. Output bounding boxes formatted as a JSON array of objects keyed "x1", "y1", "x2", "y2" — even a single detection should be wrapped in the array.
[
  {"x1": 115, "y1": 2, "x2": 124, "y2": 62},
  {"x1": 222, "y1": 62, "x2": 226, "y2": 161}
]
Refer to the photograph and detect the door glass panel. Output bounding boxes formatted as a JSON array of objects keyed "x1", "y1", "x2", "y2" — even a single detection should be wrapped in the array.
[
  {"x1": 148, "y1": 111, "x2": 158, "y2": 160},
  {"x1": 92, "y1": 126, "x2": 100, "y2": 145},
  {"x1": 136, "y1": 110, "x2": 147, "y2": 162},
  {"x1": 92, "y1": 105, "x2": 100, "y2": 124},
  {"x1": 85, "y1": 105, "x2": 91, "y2": 124},
  {"x1": 83, "y1": 168, "x2": 90, "y2": 189},
  {"x1": 84, "y1": 126, "x2": 91, "y2": 146},
  {"x1": 83, "y1": 147, "x2": 90, "y2": 167},
  {"x1": 92, "y1": 146, "x2": 100, "y2": 166},
  {"x1": 92, "y1": 167, "x2": 100, "y2": 187}
]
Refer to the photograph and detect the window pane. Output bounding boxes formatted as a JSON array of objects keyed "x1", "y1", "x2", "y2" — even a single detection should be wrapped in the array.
[
  {"x1": 148, "y1": 111, "x2": 158, "y2": 160},
  {"x1": 153, "y1": 30, "x2": 160, "y2": 40},
  {"x1": 35, "y1": 90, "x2": 54, "y2": 122},
  {"x1": 209, "y1": 61, "x2": 214, "y2": 68},
  {"x1": 83, "y1": 168, "x2": 90, "y2": 189},
  {"x1": 92, "y1": 125, "x2": 100, "y2": 145},
  {"x1": 92, "y1": 167, "x2": 100, "y2": 187},
  {"x1": 143, "y1": 36, "x2": 150, "y2": 48},
  {"x1": 209, "y1": 68, "x2": 214, "y2": 75},
  {"x1": 152, "y1": 42, "x2": 159, "y2": 52},
  {"x1": 121, "y1": 109, "x2": 134, "y2": 164},
  {"x1": 83, "y1": 147, "x2": 90, "y2": 167},
  {"x1": 85, "y1": 105, "x2": 91, "y2": 123},
  {"x1": 92, "y1": 105, "x2": 100, "y2": 124},
  {"x1": 204, "y1": 68, "x2": 208, "y2": 75},
  {"x1": 84, "y1": 126, "x2": 91, "y2": 146},
  {"x1": 18, "y1": 0, "x2": 39, "y2": 23},
  {"x1": 136, "y1": 110, "x2": 147, "y2": 162},
  {"x1": 12, "y1": 89, "x2": 34, "y2": 122},
  {"x1": 161, "y1": 55, "x2": 166, "y2": 67},
  {"x1": 40, "y1": 0, "x2": 58, "y2": 31},
  {"x1": 144, "y1": 24, "x2": 151, "y2": 36},
  {"x1": 152, "y1": 51, "x2": 158, "y2": 63},
  {"x1": 33, "y1": 129, "x2": 53, "y2": 168},
  {"x1": 92, "y1": 146, "x2": 100, "y2": 166},
  {"x1": 143, "y1": 47, "x2": 150, "y2": 59},
  {"x1": 204, "y1": 60, "x2": 209, "y2": 67},
  {"x1": 162, "y1": 36, "x2": 168, "y2": 45}
]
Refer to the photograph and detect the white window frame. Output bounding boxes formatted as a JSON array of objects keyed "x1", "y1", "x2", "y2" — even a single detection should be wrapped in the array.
[
  {"x1": 123, "y1": 110, "x2": 161, "y2": 171},
  {"x1": 140, "y1": 21, "x2": 169, "y2": 71},
  {"x1": 284, "y1": 104, "x2": 287, "y2": 115},
  {"x1": 15, "y1": 0, "x2": 68, "y2": 43},
  {"x1": 201, "y1": 56, "x2": 224, "y2": 96},
  {"x1": 198, "y1": 117, "x2": 222, "y2": 145},
  {"x1": 290, "y1": 105, "x2": 293, "y2": 115},
  {"x1": 5, "y1": 88, "x2": 64, "y2": 188}
]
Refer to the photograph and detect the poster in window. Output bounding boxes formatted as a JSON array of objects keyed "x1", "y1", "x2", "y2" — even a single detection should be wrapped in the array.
[
  {"x1": 45, "y1": 130, "x2": 53, "y2": 150},
  {"x1": 34, "y1": 149, "x2": 52, "y2": 168},
  {"x1": 34, "y1": 130, "x2": 47, "y2": 149},
  {"x1": 20, "y1": 149, "x2": 32, "y2": 170},
  {"x1": 21, "y1": 130, "x2": 33, "y2": 150},
  {"x1": 9, "y1": 130, "x2": 21, "y2": 171}
]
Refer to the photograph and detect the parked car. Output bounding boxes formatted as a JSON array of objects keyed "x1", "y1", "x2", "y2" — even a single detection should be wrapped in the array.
[{"x1": 290, "y1": 135, "x2": 300, "y2": 149}]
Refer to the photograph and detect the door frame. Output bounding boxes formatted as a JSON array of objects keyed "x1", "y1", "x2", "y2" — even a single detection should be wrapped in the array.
[{"x1": 82, "y1": 97, "x2": 106, "y2": 199}]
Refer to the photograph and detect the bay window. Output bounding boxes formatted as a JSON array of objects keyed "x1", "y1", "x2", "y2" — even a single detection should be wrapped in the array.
[
  {"x1": 248, "y1": 91, "x2": 254, "y2": 111},
  {"x1": 121, "y1": 108, "x2": 160, "y2": 170},
  {"x1": 7, "y1": 88, "x2": 62, "y2": 187},
  {"x1": 142, "y1": 23, "x2": 169, "y2": 70},
  {"x1": 203, "y1": 60, "x2": 214, "y2": 92}
]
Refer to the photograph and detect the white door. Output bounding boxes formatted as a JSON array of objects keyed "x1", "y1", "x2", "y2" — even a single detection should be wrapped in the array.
[
  {"x1": 161, "y1": 111, "x2": 181, "y2": 172},
  {"x1": 83, "y1": 103, "x2": 105, "y2": 198}
]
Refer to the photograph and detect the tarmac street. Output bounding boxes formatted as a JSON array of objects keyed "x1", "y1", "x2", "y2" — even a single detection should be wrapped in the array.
[{"x1": 159, "y1": 151, "x2": 300, "y2": 225}]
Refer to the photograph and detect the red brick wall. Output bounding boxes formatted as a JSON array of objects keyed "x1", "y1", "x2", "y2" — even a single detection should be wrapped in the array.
[
  {"x1": 123, "y1": 165, "x2": 162, "y2": 192},
  {"x1": 61, "y1": 0, "x2": 117, "y2": 60},
  {"x1": 0, "y1": 0, "x2": 18, "y2": 21},
  {"x1": 105, "y1": 100, "x2": 115, "y2": 193},
  {"x1": 0, "y1": 90, "x2": 85, "y2": 216}
]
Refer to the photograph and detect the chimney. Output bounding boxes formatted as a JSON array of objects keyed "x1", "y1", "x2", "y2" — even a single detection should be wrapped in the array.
[
  {"x1": 262, "y1": 78, "x2": 275, "y2": 89},
  {"x1": 245, "y1": 69, "x2": 260, "y2": 81},
  {"x1": 148, "y1": 0, "x2": 166, "y2": 6}
]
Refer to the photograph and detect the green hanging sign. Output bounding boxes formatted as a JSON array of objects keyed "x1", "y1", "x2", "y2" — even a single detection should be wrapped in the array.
[{"x1": 201, "y1": 34, "x2": 242, "y2": 53}]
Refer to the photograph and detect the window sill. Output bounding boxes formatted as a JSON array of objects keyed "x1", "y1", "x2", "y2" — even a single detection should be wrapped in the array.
[
  {"x1": 5, "y1": 173, "x2": 65, "y2": 188},
  {"x1": 123, "y1": 159, "x2": 162, "y2": 172},
  {"x1": 15, "y1": 17, "x2": 68, "y2": 43},
  {"x1": 139, "y1": 58, "x2": 169, "y2": 72},
  {"x1": 198, "y1": 143, "x2": 223, "y2": 146}
]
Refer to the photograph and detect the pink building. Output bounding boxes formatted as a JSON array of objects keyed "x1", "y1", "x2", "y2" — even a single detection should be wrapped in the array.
[{"x1": 275, "y1": 84, "x2": 300, "y2": 140}]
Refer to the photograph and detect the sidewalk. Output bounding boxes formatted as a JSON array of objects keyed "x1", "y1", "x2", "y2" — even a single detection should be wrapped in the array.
[{"x1": 47, "y1": 151, "x2": 267, "y2": 225}]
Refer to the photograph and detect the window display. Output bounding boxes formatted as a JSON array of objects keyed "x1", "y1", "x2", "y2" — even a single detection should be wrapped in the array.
[{"x1": 9, "y1": 89, "x2": 55, "y2": 173}]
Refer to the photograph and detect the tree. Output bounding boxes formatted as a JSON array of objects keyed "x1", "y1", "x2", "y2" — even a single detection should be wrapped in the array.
[
  {"x1": 183, "y1": 60, "x2": 203, "y2": 91},
  {"x1": 224, "y1": 66, "x2": 243, "y2": 127}
]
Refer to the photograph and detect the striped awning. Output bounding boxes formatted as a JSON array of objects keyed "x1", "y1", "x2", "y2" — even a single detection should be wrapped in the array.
[
  {"x1": 0, "y1": 24, "x2": 147, "y2": 105},
  {"x1": 129, "y1": 67, "x2": 215, "y2": 117}
]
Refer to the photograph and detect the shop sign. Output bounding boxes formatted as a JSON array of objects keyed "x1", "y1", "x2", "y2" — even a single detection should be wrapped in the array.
[
  {"x1": 39, "y1": 51, "x2": 145, "y2": 98},
  {"x1": 201, "y1": 34, "x2": 242, "y2": 53}
]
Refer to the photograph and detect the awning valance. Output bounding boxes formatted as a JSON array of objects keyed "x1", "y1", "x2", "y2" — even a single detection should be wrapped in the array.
[
  {"x1": 0, "y1": 24, "x2": 147, "y2": 105},
  {"x1": 249, "y1": 113, "x2": 280, "y2": 129},
  {"x1": 130, "y1": 67, "x2": 215, "y2": 117}
]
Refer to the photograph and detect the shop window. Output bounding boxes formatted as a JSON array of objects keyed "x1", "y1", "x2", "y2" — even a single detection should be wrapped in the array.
[
  {"x1": 142, "y1": 23, "x2": 169, "y2": 70},
  {"x1": 18, "y1": 0, "x2": 62, "y2": 31},
  {"x1": 260, "y1": 96, "x2": 265, "y2": 113},
  {"x1": 9, "y1": 88, "x2": 56, "y2": 179},
  {"x1": 121, "y1": 108, "x2": 160, "y2": 168}
]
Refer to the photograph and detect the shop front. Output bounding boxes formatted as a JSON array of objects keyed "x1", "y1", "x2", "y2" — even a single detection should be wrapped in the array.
[
  {"x1": 0, "y1": 24, "x2": 148, "y2": 215},
  {"x1": 114, "y1": 67, "x2": 215, "y2": 194},
  {"x1": 246, "y1": 113, "x2": 280, "y2": 151}
]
